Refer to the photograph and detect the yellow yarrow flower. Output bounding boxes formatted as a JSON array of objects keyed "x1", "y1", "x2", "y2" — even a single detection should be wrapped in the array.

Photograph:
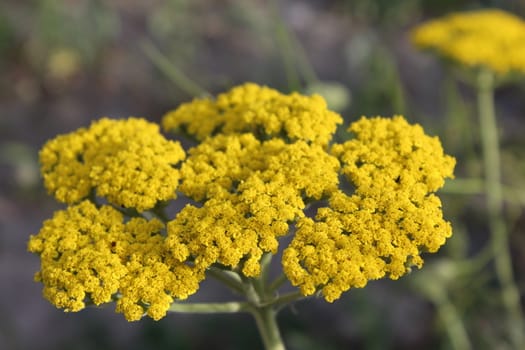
[
  {"x1": 411, "y1": 9, "x2": 525, "y2": 75},
  {"x1": 162, "y1": 82, "x2": 343, "y2": 145},
  {"x1": 166, "y1": 132, "x2": 341, "y2": 276},
  {"x1": 28, "y1": 200, "x2": 204, "y2": 321},
  {"x1": 39, "y1": 117, "x2": 185, "y2": 212},
  {"x1": 30, "y1": 83, "x2": 455, "y2": 321},
  {"x1": 283, "y1": 116, "x2": 455, "y2": 301},
  {"x1": 163, "y1": 86, "x2": 342, "y2": 277}
]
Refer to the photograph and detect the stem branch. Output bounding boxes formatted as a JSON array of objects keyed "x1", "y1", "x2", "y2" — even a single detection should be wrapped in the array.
[
  {"x1": 249, "y1": 305, "x2": 286, "y2": 350},
  {"x1": 168, "y1": 301, "x2": 249, "y2": 314},
  {"x1": 269, "y1": 274, "x2": 288, "y2": 293},
  {"x1": 207, "y1": 267, "x2": 245, "y2": 295},
  {"x1": 140, "y1": 39, "x2": 209, "y2": 97},
  {"x1": 434, "y1": 289, "x2": 472, "y2": 350}
]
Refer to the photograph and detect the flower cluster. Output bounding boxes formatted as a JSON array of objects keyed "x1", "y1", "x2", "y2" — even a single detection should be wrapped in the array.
[
  {"x1": 411, "y1": 9, "x2": 525, "y2": 75},
  {"x1": 162, "y1": 82, "x2": 342, "y2": 145},
  {"x1": 27, "y1": 200, "x2": 202, "y2": 321},
  {"x1": 39, "y1": 117, "x2": 185, "y2": 212},
  {"x1": 163, "y1": 83, "x2": 343, "y2": 278},
  {"x1": 283, "y1": 116, "x2": 455, "y2": 301},
  {"x1": 29, "y1": 83, "x2": 455, "y2": 321},
  {"x1": 166, "y1": 134, "x2": 341, "y2": 277}
]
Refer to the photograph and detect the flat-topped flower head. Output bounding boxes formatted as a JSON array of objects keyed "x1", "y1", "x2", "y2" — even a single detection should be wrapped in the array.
[
  {"x1": 30, "y1": 83, "x2": 455, "y2": 321},
  {"x1": 411, "y1": 9, "x2": 525, "y2": 75},
  {"x1": 166, "y1": 133, "x2": 341, "y2": 277},
  {"x1": 40, "y1": 117, "x2": 185, "y2": 212},
  {"x1": 162, "y1": 83, "x2": 343, "y2": 145},
  {"x1": 28, "y1": 200, "x2": 204, "y2": 321},
  {"x1": 283, "y1": 116, "x2": 455, "y2": 301}
]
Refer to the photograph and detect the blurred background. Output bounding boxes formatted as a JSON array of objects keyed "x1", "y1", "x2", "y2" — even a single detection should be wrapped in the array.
[{"x1": 2, "y1": 0, "x2": 525, "y2": 349}]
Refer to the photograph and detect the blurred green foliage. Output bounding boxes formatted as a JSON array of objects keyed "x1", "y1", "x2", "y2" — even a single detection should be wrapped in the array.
[{"x1": 27, "y1": 0, "x2": 119, "y2": 69}]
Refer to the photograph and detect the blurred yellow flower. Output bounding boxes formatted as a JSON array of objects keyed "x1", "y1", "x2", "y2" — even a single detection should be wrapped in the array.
[
  {"x1": 411, "y1": 9, "x2": 525, "y2": 75},
  {"x1": 47, "y1": 48, "x2": 82, "y2": 80}
]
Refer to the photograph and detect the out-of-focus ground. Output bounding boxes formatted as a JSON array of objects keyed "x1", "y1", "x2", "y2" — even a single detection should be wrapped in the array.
[{"x1": 2, "y1": 1, "x2": 525, "y2": 349}]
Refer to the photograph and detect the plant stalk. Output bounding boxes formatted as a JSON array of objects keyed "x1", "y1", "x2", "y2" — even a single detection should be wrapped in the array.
[
  {"x1": 168, "y1": 301, "x2": 249, "y2": 313},
  {"x1": 140, "y1": 39, "x2": 209, "y2": 97},
  {"x1": 477, "y1": 68, "x2": 524, "y2": 348},
  {"x1": 249, "y1": 305, "x2": 286, "y2": 350},
  {"x1": 435, "y1": 290, "x2": 472, "y2": 350}
]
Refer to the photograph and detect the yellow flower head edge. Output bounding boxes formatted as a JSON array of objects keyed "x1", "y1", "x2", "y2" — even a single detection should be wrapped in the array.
[
  {"x1": 39, "y1": 117, "x2": 185, "y2": 212},
  {"x1": 282, "y1": 116, "x2": 455, "y2": 302},
  {"x1": 30, "y1": 84, "x2": 455, "y2": 321},
  {"x1": 28, "y1": 200, "x2": 204, "y2": 321},
  {"x1": 411, "y1": 9, "x2": 525, "y2": 75},
  {"x1": 162, "y1": 82, "x2": 343, "y2": 145}
]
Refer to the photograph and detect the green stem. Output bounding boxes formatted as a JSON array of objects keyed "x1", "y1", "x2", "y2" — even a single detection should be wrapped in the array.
[
  {"x1": 433, "y1": 289, "x2": 472, "y2": 350},
  {"x1": 257, "y1": 253, "x2": 273, "y2": 296},
  {"x1": 267, "y1": 1, "x2": 319, "y2": 90},
  {"x1": 268, "y1": 0, "x2": 301, "y2": 91},
  {"x1": 168, "y1": 301, "x2": 249, "y2": 313},
  {"x1": 477, "y1": 68, "x2": 525, "y2": 348},
  {"x1": 207, "y1": 267, "x2": 245, "y2": 295},
  {"x1": 442, "y1": 178, "x2": 485, "y2": 195},
  {"x1": 244, "y1": 260, "x2": 288, "y2": 349},
  {"x1": 268, "y1": 274, "x2": 288, "y2": 293},
  {"x1": 290, "y1": 37, "x2": 318, "y2": 86},
  {"x1": 169, "y1": 258, "x2": 291, "y2": 349},
  {"x1": 140, "y1": 39, "x2": 209, "y2": 97},
  {"x1": 266, "y1": 291, "x2": 304, "y2": 310},
  {"x1": 442, "y1": 177, "x2": 525, "y2": 205},
  {"x1": 249, "y1": 305, "x2": 286, "y2": 350},
  {"x1": 150, "y1": 202, "x2": 169, "y2": 223}
]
